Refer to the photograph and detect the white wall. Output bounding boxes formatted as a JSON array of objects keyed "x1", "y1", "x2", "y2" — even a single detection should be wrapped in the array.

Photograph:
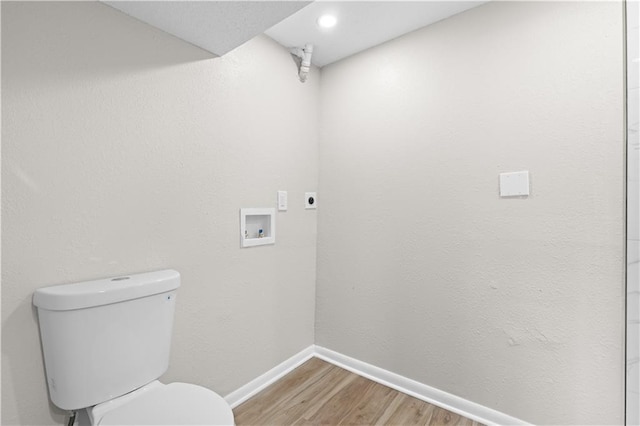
[
  {"x1": 2, "y1": 1, "x2": 629, "y2": 425},
  {"x1": 316, "y1": 2, "x2": 625, "y2": 424},
  {"x1": 1, "y1": 2, "x2": 318, "y2": 425}
]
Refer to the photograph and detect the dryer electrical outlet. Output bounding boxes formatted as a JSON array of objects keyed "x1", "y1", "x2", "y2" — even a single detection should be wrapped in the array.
[{"x1": 305, "y1": 192, "x2": 317, "y2": 209}]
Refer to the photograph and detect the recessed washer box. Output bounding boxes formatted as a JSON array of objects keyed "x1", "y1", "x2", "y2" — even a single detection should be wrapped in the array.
[{"x1": 240, "y1": 208, "x2": 275, "y2": 247}]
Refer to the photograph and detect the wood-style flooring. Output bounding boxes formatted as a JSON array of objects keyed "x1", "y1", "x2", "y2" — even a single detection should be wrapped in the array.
[{"x1": 233, "y1": 357, "x2": 483, "y2": 426}]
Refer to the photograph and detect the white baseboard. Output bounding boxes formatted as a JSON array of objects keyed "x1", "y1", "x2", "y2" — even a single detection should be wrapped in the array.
[
  {"x1": 225, "y1": 344, "x2": 529, "y2": 425},
  {"x1": 314, "y1": 345, "x2": 530, "y2": 426},
  {"x1": 224, "y1": 345, "x2": 315, "y2": 408}
]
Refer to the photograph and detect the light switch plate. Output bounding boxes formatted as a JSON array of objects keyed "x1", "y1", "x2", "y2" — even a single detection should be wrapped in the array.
[
  {"x1": 305, "y1": 192, "x2": 317, "y2": 209},
  {"x1": 277, "y1": 191, "x2": 287, "y2": 211},
  {"x1": 500, "y1": 171, "x2": 530, "y2": 197}
]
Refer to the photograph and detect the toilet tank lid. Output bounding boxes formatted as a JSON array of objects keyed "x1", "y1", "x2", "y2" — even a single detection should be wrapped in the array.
[{"x1": 33, "y1": 270, "x2": 181, "y2": 311}]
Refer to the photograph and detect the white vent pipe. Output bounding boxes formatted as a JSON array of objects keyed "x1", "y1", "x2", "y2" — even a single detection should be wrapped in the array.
[{"x1": 290, "y1": 43, "x2": 313, "y2": 83}]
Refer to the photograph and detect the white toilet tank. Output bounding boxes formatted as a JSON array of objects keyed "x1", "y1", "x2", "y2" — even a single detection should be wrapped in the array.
[{"x1": 33, "y1": 270, "x2": 181, "y2": 411}]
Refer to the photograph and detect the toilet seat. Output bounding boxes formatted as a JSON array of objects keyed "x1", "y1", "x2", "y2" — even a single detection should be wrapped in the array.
[{"x1": 91, "y1": 381, "x2": 234, "y2": 425}]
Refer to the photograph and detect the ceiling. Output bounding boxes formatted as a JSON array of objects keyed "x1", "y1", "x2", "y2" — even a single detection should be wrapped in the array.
[
  {"x1": 102, "y1": 1, "x2": 311, "y2": 57},
  {"x1": 265, "y1": 1, "x2": 487, "y2": 67},
  {"x1": 102, "y1": 1, "x2": 486, "y2": 67}
]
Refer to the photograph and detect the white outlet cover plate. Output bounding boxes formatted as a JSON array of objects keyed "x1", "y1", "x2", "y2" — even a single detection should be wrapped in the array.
[
  {"x1": 305, "y1": 192, "x2": 317, "y2": 209},
  {"x1": 278, "y1": 191, "x2": 288, "y2": 211},
  {"x1": 499, "y1": 171, "x2": 530, "y2": 197}
]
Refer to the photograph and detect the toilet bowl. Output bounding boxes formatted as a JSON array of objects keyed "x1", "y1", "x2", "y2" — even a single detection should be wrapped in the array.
[
  {"x1": 88, "y1": 381, "x2": 234, "y2": 425},
  {"x1": 33, "y1": 270, "x2": 235, "y2": 426}
]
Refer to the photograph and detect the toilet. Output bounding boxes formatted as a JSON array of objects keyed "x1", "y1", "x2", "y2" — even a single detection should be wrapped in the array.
[{"x1": 33, "y1": 269, "x2": 234, "y2": 425}]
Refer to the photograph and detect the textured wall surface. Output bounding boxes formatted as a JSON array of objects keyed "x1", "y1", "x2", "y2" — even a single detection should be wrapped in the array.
[
  {"x1": 1, "y1": 2, "x2": 318, "y2": 425},
  {"x1": 316, "y1": 2, "x2": 625, "y2": 424},
  {"x1": 1, "y1": 1, "x2": 629, "y2": 425}
]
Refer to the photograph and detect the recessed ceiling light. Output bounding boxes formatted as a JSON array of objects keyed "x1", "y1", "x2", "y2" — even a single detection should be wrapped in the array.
[{"x1": 317, "y1": 14, "x2": 337, "y2": 29}]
